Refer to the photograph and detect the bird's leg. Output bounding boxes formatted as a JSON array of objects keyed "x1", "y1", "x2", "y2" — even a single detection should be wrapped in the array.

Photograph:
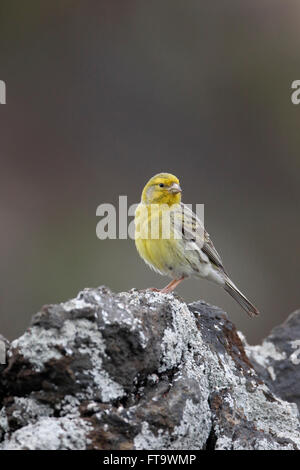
[
  {"x1": 160, "y1": 276, "x2": 185, "y2": 293},
  {"x1": 159, "y1": 279, "x2": 177, "y2": 293}
]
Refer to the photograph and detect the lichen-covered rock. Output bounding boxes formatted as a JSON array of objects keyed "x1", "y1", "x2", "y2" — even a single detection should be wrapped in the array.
[
  {"x1": 0, "y1": 287, "x2": 299, "y2": 450},
  {"x1": 0, "y1": 417, "x2": 92, "y2": 450},
  {"x1": 245, "y1": 309, "x2": 300, "y2": 413}
]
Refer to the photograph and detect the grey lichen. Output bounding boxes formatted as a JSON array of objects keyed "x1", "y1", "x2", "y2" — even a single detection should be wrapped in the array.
[{"x1": 0, "y1": 417, "x2": 92, "y2": 450}]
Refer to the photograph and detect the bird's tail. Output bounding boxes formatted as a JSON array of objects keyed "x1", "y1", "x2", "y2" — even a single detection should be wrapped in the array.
[{"x1": 224, "y1": 277, "x2": 259, "y2": 318}]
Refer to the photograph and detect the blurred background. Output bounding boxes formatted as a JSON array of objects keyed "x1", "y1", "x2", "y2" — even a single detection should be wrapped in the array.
[{"x1": 0, "y1": 0, "x2": 299, "y2": 343}]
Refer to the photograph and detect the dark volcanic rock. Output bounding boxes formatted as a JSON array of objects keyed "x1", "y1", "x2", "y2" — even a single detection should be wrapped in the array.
[
  {"x1": 245, "y1": 310, "x2": 300, "y2": 413},
  {"x1": 0, "y1": 287, "x2": 299, "y2": 450}
]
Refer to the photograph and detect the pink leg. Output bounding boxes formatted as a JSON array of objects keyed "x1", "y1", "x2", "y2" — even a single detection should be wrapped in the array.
[{"x1": 160, "y1": 276, "x2": 185, "y2": 293}]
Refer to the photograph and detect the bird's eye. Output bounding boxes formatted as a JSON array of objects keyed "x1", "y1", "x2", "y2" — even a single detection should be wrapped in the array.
[{"x1": 159, "y1": 183, "x2": 165, "y2": 188}]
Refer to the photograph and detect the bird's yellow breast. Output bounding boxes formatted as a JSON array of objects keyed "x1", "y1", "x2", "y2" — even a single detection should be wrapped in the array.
[{"x1": 134, "y1": 203, "x2": 186, "y2": 276}]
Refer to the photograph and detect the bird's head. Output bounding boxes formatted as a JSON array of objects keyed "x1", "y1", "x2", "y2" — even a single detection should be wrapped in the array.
[{"x1": 141, "y1": 173, "x2": 182, "y2": 205}]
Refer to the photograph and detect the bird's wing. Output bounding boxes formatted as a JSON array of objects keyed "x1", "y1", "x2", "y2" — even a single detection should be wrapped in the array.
[
  {"x1": 172, "y1": 203, "x2": 227, "y2": 273},
  {"x1": 202, "y1": 229, "x2": 226, "y2": 272}
]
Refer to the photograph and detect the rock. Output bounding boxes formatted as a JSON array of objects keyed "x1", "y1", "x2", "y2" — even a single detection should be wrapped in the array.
[
  {"x1": 245, "y1": 310, "x2": 300, "y2": 413},
  {"x1": 0, "y1": 287, "x2": 299, "y2": 450}
]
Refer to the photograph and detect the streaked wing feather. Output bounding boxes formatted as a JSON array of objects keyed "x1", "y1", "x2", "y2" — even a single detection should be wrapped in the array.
[
  {"x1": 173, "y1": 203, "x2": 227, "y2": 273},
  {"x1": 202, "y1": 230, "x2": 226, "y2": 272}
]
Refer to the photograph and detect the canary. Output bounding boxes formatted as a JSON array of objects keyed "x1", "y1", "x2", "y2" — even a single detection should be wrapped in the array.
[{"x1": 135, "y1": 173, "x2": 259, "y2": 317}]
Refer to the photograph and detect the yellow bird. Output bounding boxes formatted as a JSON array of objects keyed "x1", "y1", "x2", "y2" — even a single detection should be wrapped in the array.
[{"x1": 135, "y1": 172, "x2": 259, "y2": 317}]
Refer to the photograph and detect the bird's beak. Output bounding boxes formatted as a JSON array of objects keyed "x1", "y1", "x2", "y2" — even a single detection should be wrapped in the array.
[{"x1": 168, "y1": 183, "x2": 182, "y2": 194}]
